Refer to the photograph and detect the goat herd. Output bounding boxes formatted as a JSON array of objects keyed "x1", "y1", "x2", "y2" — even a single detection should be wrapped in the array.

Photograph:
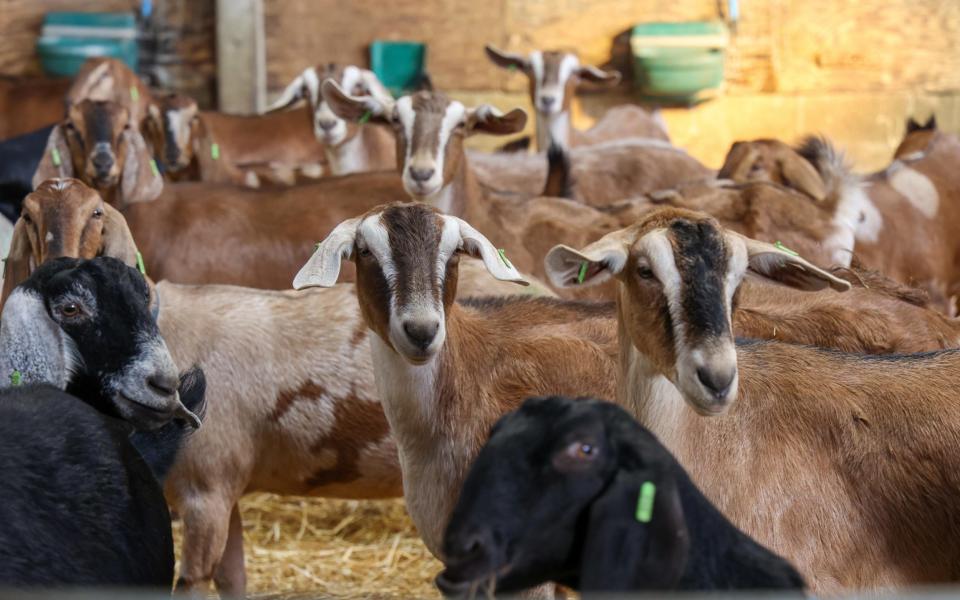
[{"x1": 0, "y1": 44, "x2": 958, "y2": 598}]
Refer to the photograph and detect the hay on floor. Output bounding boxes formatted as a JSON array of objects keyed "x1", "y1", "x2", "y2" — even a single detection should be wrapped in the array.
[{"x1": 173, "y1": 493, "x2": 442, "y2": 599}]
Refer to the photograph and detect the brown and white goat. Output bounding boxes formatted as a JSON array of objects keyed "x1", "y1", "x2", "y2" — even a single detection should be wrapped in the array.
[
  {"x1": 144, "y1": 92, "x2": 325, "y2": 186},
  {"x1": 31, "y1": 99, "x2": 406, "y2": 289},
  {"x1": 0, "y1": 76, "x2": 71, "y2": 140},
  {"x1": 546, "y1": 207, "x2": 960, "y2": 594},
  {"x1": 485, "y1": 45, "x2": 669, "y2": 150},
  {"x1": 270, "y1": 64, "x2": 397, "y2": 175},
  {"x1": 718, "y1": 126, "x2": 960, "y2": 313},
  {"x1": 294, "y1": 202, "x2": 620, "y2": 556},
  {"x1": 8, "y1": 177, "x2": 552, "y2": 597},
  {"x1": 66, "y1": 57, "x2": 153, "y2": 129},
  {"x1": 322, "y1": 83, "x2": 710, "y2": 209}
]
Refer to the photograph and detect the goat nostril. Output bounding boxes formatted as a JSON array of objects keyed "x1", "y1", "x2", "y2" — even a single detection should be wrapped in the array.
[
  {"x1": 146, "y1": 373, "x2": 177, "y2": 397},
  {"x1": 402, "y1": 320, "x2": 439, "y2": 350},
  {"x1": 409, "y1": 167, "x2": 435, "y2": 183},
  {"x1": 318, "y1": 120, "x2": 337, "y2": 131},
  {"x1": 696, "y1": 367, "x2": 735, "y2": 400},
  {"x1": 540, "y1": 96, "x2": 556, "y2": 107}
]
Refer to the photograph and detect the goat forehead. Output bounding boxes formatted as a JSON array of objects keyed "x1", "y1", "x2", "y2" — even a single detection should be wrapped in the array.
[
  {"x1": 666, "y1": 220, "x2": 730, "y2": 336},
  {"x1": 378, "y1": 206, "x2": 445, "y2": 265},
  {"x1": 85, "y1": 107, "x2": 119, "y2": 142},
  {"x1": 339, "y1": 65, "x2": 363, "y2": 92}
]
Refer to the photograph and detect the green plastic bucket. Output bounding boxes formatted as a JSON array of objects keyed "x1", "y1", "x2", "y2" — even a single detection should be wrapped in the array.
[
  {"x1": 370, "y1": 40, "x2": 426, "y2": 96},
  {"x1": 631, "y1": 21, "x2": 728, "y2": 106},
  {"x1": 37, "y1": 12, "x2": 138, "y2": 77}
]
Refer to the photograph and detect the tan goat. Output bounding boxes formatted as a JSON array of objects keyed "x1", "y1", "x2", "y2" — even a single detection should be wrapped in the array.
[
  {"x1": 66, "y1": 57, "x2": 153, "y2": 129},
  {"x1": 268, "y1": 64, "x2": 396, "y2": 175},
  {"x1": 719, "y1": 125, "x2": 960, "y2": 313},
  {"x1": 484, "y1": 45, "x2": 670, "y2": 151},
  {"x1": 546, "y1": 207, "x2": 960, "y2": 594}
]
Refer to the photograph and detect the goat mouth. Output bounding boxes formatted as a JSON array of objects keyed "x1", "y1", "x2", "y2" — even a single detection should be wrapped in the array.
[
  {"x1": 114, "y1": 392, "x2": 176, "y2": 428},
  {"x1": 435, "y1": 562, "x2": 512, "y2": 598}
]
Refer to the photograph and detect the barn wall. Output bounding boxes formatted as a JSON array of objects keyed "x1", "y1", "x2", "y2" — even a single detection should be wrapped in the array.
[{"x1": 264, "y1": 0, "x2": 960, "y2": 169}]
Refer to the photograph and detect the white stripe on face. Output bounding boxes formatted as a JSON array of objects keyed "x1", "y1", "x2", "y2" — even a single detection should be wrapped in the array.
[
  {"x1": 398, "y1": 98, "x2": 465, "y2": 201},
  {"x1": 637, "y1": 229, "x2": 687, "y2": 357},
  {"x1": 302, "y1": 67, "x2": 321, "y2": 107}
]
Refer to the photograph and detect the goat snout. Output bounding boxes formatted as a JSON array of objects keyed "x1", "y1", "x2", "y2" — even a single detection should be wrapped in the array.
[
  {"x1": 402, "y1": 319, "x2": 440, "y2": 350},
  {"x1": 147, "y1": 371, "x2": 178, "y2": 398},
  {"x1": 317, "y1": 118, "x2": 338, "y2": 131},
  {"x1": 91, "y1": 151, "x2": 114, "y2": 177},
  {"x1": 538, "y1": 96, "x2": 557, "y2": 112},
  {"x1": 409, "y1": 167, "x2": 436, "y2": 183},
  {"x1": 437, "y1": 528, "x2": 502, "y2": 595},
  {"x1": 696, "y1": 366, "x2": 736, "y2": 402}
]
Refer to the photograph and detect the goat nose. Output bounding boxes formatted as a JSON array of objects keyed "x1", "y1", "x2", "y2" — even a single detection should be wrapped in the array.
[
  {"x1": 92, "y1": 152, "x2": 113, "y2": 172},
  {"x1": 409, "y1": 167, "x2": 435, "y2": 183},
  {"x1": 318, "y1": 119, "x2": 337, "y2": 131},
  {"x1": 146, "y1": 372, "x2": 178, "y2": 397},
  {"x1": 448, "y1": 528, "x2": 494, "y2": 562},
  {"x1": 696, "y1": 366, "x2": 736, "y2": 400},
  {"x1": 403, "y1": 319, "x2": 439, "y2": 350},
  {"x1": 539, "y1": 96, "x2": 556, "y2": 109}
]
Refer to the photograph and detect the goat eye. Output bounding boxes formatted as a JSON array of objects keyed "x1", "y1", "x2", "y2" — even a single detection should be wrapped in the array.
[
  {"x1": 357, "y1": 247, "x2": 372, "y2": 258},
  {"x1": 92, "y1": 208, "x2": 104, "y2": 218},
  {"x1": 20, "y1": 213, "x2": 31, "y2": 225},
  {"x1": 59, "y1": 303, "x2": 81, "y2": 318},
  {"x1": 637, "y1": 266, "x2": 655, "y2": 280},
  {"x1": 565, "y1": 440, "x2": 600, "y2": 461}
]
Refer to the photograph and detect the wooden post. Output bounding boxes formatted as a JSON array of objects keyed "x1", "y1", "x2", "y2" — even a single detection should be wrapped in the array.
[{"x1": 216, "y1": 0, "x2": 266, "y2": 114}]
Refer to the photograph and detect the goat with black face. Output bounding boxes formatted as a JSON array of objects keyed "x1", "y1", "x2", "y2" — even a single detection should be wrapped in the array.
[
  {"x1": 437, "y1": 396, "x2": 805, "y2": 596},
  {"x1": 0, "y1": 256, "x2": 199, "y2": 429}
]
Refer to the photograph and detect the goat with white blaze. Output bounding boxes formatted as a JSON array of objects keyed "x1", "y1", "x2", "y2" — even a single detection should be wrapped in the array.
[
  {"x1": 545, "y1": 207, "x2": 960, "y2": 594},
  {"x1": 294, "y1": 202, "x2": 620, "y2": 557}
]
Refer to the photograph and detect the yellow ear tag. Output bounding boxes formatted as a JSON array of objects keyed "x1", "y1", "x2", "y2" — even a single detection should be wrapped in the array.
[
  {"x1": 130, "y1": 86, "x2": 140, "y2": 102},
  {"x1": 51, "y1": 147, "x2": 62, "y2": 167},
  {"x1": 210, "y1": 143, "x2": 220, "y2": 160},
  {"x1": 635, "y1": 481, "x2": 656, "y2": 523},
  {"x1": 774, "y1": 241, "x2": 799, "y2": 257}
]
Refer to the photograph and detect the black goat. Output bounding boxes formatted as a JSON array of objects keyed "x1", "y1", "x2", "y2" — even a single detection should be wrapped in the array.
[
  {"x1": 0, "y1": 125, "x2": 52, "y2": 221},
  {"x1": 437, "y1": 396, "x2": 805, "y2": 596},
  {"x1": 0, "y1": 257, "x2": 206, "y2": 587}
]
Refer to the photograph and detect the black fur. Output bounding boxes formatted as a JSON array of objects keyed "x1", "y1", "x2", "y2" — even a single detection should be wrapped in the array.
[
  {"x1": 437, "y1": 396, "x2": 805, "y2": 596},
  {"x1": 495, "y1": 136, "x2": 531, "y2": 154},
  {"x1": 670, "y1": 220, "x2": 729, "y2": 341},
  {"x1": 0, "y1": 125, "x2": 52, "y2": 220},
  {"x1": 543, "y1": 142, "x2": 572, "y2": 198}
]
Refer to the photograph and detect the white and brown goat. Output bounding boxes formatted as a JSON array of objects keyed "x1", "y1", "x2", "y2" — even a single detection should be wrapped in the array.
[
  {"x1": 66, "y1": 57, "x2": 153, "y2": 129},
  {"x1": 484, "y1": 45, "x2": 670, "y2": 151},
  {"x1": 546, "y1": 207, "x2": 960, "y2": 594},
  {"x1": 267, "y1": 64, "x2": 396, "y2": 175}
]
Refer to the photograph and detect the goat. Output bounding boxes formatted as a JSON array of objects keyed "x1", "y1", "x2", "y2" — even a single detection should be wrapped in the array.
[
  {"x1": 322, "y1": 83, "x2": 711, "y2": 210},
  {"x1": 484, "y1": 45, "x2": 669, "y2": 151},
  {"x1": 294, "y1": 201, "x2": 621, "y2": 558},
  {"x1": 144, "y1": 92, "x2": 324, "y2": 185},
  {"x1": 9, "y1": 179, "x2": 553, "y2": 597},
  {"x1": 545, "y1": 207, "x2": 960, "y2": 594},
  {"x1": 66, "y1": 57, "x2": 153, "y2": 129},
  {"x1": 717, "y1": 127, "x2": 960, "y2": 314},
  {"x1": 268, "y1": 64, "x2": 396, "y2": 175},
  {"x1": 438, "y1": 396, "x2": 805, "y2": 596},
  {"x1": 0, "y1": 257, "x2": 204, "y2": 588},
  {"x1": 0, "y1": 76, "x2": 70, "y2": 140}
]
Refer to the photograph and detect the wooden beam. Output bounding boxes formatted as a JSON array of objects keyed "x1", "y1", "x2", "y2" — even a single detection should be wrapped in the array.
[{"x1": 216, "y1": 0, "x2": 265, "y2": 113}]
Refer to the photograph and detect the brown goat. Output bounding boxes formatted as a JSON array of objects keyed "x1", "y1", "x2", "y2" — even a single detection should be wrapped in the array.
[
  {"x1": 66, "y1": 57, "x2": 153, "y2": 129},
  {"x1": 144, "y1": 92, "x2": 326, "y2": 185},
  {"x1": 0, "y1": 76, "x2": 71, "y2": 140},
  {"x1": 546, "y1": 207, "x2": 960, "y2": 594}
]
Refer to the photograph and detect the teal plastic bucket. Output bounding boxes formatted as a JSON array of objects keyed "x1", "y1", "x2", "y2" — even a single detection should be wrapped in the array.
[
  {"x1": 631, "y1": 21, "x2": 728, "y2": 105},
  {"x1": 370, "y1": 40, "x2": 426, "y2": 96},
  {"x1": 37, "y1": 12, "x2": 138, "y2": 77}
]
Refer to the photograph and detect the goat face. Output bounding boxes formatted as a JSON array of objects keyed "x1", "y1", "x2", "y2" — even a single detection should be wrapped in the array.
[
  {"x1": 312, "y1": 64, "x2": 390, "y2": 147},
  {"x1": 545, "y1": 208, "x2": 850, "y2": 416},
  {"x1": 146, "y1": 93, "x2": 199, "y2": 173},
  {"x1": 485, "y1": 45, "x2": 620, "y2": 118},
  {"x1": 0, "y1": 257, "x2": 190, "y2": 429},
  {"x1": 19, "y1": 179, "x2": 106, "y2": 265},
  {"x1": 293, "y1": 202, "x2": 526, "y2": 364},
  {"x1": 322, "y1": 84, "x2": 526, "y2": 199},
  {"x1": 63, "y1": 100, "x2": 130, "y2": 188},
  {"x1": 438, "y1": 396, "x2": 688, "y2": 596}
]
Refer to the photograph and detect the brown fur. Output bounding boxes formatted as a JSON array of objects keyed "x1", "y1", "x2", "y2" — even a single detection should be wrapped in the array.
[
  {"x1": 0, "y1": 76, "x2": 70, "y2": 139},
  {"x1": 66, "y1": 57, "x2": 152, "y2": 129}
]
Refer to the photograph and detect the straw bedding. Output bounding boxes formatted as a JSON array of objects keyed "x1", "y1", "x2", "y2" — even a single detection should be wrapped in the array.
[{"x1": 172, "y1": 493, "x2": 442, "y2": 599}]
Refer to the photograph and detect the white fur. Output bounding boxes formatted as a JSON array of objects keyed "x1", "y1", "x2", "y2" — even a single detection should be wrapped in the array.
[{"x1": 887, "y1": 162, "x2": 939, "y2": 218}]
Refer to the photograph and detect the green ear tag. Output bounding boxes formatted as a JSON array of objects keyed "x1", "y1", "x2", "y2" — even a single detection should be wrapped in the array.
[
  {"x1": 314, "y1": 242, "x2": 322, "y2": 251},
  {"x1": 774, "y1": 241, "x2": 799, "y2": 257},
  {"x1": 136, "y1": 251, "x2": 147, "y2": 277},
  {"x1": 636, "y1": 481, "x2": 656, "y2": 523},
  {"x1": 10, "y1": 370, "x2": 22, "y2": 387},
  {"x1": 508, "y1": 64, "x2": 517, "y2": 71},
  {"x1": 210, "y1": 143, "x2": 220, "y2": 160},
  {"x1": 359, "y1": 110, "x2": 372, "y2": 125},
  {"x1": 577, "y1": 262, "x2": 588, "y2": 284},
  {"x1": 51, "y1": 147, "x2": 62, "y2": 167},
  {"x1": 497, "y1": 249, "x2": 513, "y2": 269},
  {"x1": 130, "y1": 86, "x2": 140, "y2": 102},
  {"x1": 149, "y1": 159, "x2": 160, "y2": 177}
]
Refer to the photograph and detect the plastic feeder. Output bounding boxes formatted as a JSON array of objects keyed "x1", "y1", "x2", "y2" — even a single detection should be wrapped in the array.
[
  {"x1": 37, "y1": 12, "x2": 138, "y2": 77},
  {"x1": 370, "y1": 40, "x2": 426, "y2": 96},
  {"x1": 631, "y1": 21, "x2": 729, "y2": 106}
]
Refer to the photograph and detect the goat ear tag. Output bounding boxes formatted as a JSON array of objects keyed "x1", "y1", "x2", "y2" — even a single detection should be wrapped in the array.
[
  {"x1": 51, "y1": 147, "x2": 62, "y2": 167},
  {"x1": 9, "y1": 370, "x2": 21, "y2": 387},
  {"x1": 149, "y1": 159, "x2": 160, "y2": 177},
  {"x1": 210, "y1": 143, "x2": 220, "y2": 160},
  {"x1": 774, "y1": 241, "x2": 799, "y2": 257},
  {"x1": 136, "y1": 251, "x2": 147, "y2": 277},
  {"x1": 636, "y1": 481, "x2": 656, "y2": 523},
  {"x1": 497, "y1": 248, "x2": 513, "y2": 269},
  {"x1": 577, "y1": 262, "x2": 589, "y2": 284},
  {"x1": 130, "y1": 86, "x2": 140, "y2": 102},
  {"x1": 359, "y1": 110, "x2": 372, "y2": 124}
]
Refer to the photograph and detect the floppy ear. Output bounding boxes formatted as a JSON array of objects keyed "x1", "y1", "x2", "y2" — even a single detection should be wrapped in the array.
[
  {"x1": 322, "y1": 80, "x2": 394, "y2": 124},
  {"x1": 544, "y1": 231, "x2": 631, "y2": 289},
  {"x1": 777, "y1": 153, "x2": 826, "y2": 201},
  {"x1": 580, "y1": 470, "x2": 689, "y2": 592},
  {"x1": 577, "y1": 64, "x2": 621, "y2": 86},
  {"x1": 0, "y1": 285, "x2": 69, "y2": 389},
  {"x1": 452, "y1": 216, "x2": 528, "y2": 286},
  {"x1": 292, "y1": 218, "x2": 360, "y2": 289},
  {"x1": 119, "y1": 128, "x2": 164, "y2": 205},
  {"x1": 717, "y1": 141, "x2": 759, "y2": 181},
  {"x1": 731, "y1": 232, "x2": 851, "y2": 292},
  {"x1": 484, "y1": 44, "x2": 529, "y2": 71},
  {"x1": 266, "y1": 71, "x2": 308, "y2": 112},
  {"x1": 466, "y1": 105, "x2": 527, "y2": 136},
  {"x1": 32, "y1": 125, "x2": 74, "y2": 188},
  {"x1": 1, "y1": 219, "x2": 36, "y2": 311},
  {"x1": 358, "y1": 69, "x2": 396, "y2": 106},
  {"x1": 100, "y1": 204, "x2": 139, "y2": 267}
]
